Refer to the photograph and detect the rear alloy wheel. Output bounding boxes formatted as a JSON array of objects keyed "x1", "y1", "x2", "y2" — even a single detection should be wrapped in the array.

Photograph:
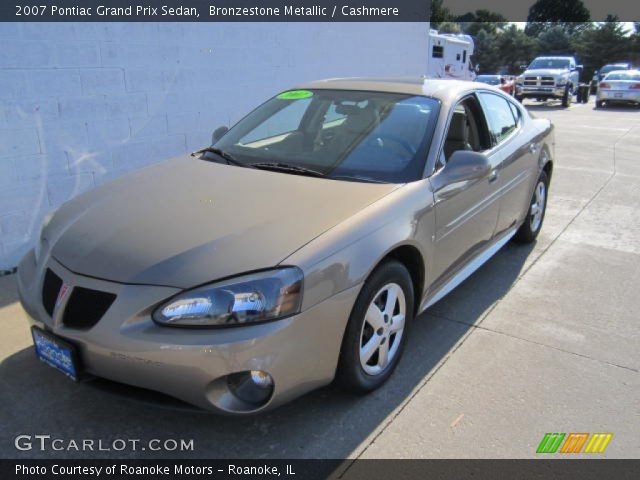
[
  {"x1": 515, "y1": 170, "x2": 549, "y2": 243},
  {"x1": 337, "y1": 260, "x2": 413, "y2": 393}
]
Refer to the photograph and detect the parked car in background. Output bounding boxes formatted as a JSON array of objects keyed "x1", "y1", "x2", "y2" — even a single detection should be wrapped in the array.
[
  {"x1": 476, "y1": 74, "x2": 516, "y2": 96},
  {"x1": 591, "y1": 63, "x2": 633, "y2": 94},
  {"x1": 17, "y1": 78, "x2": 554, "y2": 414},
  {"x1": 596, "y1": 70, "x2": 640, "y2": 108},
  {"x1": 516, "y1": 56, "x2": 582, "y2": 107}
]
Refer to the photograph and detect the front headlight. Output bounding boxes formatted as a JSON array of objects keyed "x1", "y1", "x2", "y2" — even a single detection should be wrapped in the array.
[{"x1": 153, "y1": 267, "x2": 303, "y2": 327}]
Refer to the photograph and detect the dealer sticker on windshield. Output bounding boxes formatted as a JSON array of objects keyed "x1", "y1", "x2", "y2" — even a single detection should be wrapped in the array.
[{"x1": 277, "y1": 90, "x2": 313, "y2": 100}]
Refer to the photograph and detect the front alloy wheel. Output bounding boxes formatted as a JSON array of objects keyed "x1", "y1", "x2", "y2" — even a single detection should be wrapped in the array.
[
  {"x1": 337, "y1": 260, "x2": 414, "y2": 393},
  {"x1": 359, "y1": 283, "x2": 406, "y2": 376}
]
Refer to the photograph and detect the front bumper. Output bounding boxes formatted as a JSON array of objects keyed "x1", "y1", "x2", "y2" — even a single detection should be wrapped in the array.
[
  {"x1": 17, "y1": 250, "x2": 359, "y2": 414},
  {"x1": 519, "y1": 85, "x2": 566, "y2": 98}
]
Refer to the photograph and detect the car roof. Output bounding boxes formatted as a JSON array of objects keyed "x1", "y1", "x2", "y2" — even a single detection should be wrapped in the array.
[{"x1": 296, "y1": 77, "x2": 480, "y2": 101}]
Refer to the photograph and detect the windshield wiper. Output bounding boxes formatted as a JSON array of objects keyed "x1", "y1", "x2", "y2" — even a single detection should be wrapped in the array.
[
  {"x1": 329, "y1": 175, "x2": 388, "y2": 184},
  {"x1": 250, "y1": 162, "x2": 326, "y2": 178},
  {"x1": 192, "y1": 146, "x2": 250, "y2": 168}
]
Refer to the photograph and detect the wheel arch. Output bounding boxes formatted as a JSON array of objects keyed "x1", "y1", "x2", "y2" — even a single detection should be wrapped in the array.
[{"x1": 370, "y1": 243, "x2": 426, "y2": 317}]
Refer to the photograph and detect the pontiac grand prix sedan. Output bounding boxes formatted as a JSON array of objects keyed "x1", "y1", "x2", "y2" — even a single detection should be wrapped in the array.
[{"x1": 18, "y1": 78, "x2": 554, "y2": 414}]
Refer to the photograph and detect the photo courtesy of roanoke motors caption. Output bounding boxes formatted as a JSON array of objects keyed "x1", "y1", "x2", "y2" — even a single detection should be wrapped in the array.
[
  {"x1": 15, "y1": 463, "x2": 295, "y2": 476},
  {"x1": 1, "y1": 0, "x2": 639, "y2": 478}
]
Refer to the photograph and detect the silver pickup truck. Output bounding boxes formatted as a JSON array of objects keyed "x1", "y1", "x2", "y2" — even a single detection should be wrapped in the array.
[{"x1": 516, "y1": 56, "x2": 582, "y2": 107}]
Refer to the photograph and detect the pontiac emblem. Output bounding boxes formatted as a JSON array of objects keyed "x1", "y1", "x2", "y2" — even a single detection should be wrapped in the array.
[{"x1": 55, "y1": 283, "x2": 71, "y2": 311}]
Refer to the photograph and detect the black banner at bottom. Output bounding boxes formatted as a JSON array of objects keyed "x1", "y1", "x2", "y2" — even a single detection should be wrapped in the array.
[{"x1": 2, "y1": 459, "x2": 639, "y2": 480}]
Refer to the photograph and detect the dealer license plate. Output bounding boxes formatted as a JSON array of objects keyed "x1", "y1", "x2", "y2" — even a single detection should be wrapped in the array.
[{"x1": 31, "y1": 326, "x2": 80, "y2": 381}]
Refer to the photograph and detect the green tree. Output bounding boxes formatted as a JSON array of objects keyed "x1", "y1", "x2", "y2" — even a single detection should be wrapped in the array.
[
  {"x1": 430, "y1": 0, "x2": 452, "y2": 29},
  {"x1": 456, "y1": 9, "x2": 508, "y2": 36},
  {"x1": 631, "y1": 23, "x2": 640, "y2": 65},
  {"x1": 525, "y1": 0, "x2": 591, "y2": 37},
  {"x1": 495, "y1": 24, "x2": 539, "y2": 73},
  {"x1": 472, "y1": 29, "x2": 501, "y2": 74},
  {"x1": 572, "y1": 17, "x2": 632, "y2": 81},
  {"x1": 537, "y1": 25, "x2": 572, "y2": 54},
  {"x1": 437, "y1": 21, "x2": 462, "y2": 34}
]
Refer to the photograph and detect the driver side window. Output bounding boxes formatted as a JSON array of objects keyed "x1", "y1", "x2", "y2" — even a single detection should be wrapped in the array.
[{"x1": 440, "y1": 96, "x2": 490, "y2": 168}]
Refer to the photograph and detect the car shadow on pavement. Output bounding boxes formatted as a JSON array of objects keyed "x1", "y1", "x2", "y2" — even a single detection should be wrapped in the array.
[
  {"x1": 523, "y1": 102, "x2": 571, "y2": 111},
  {"x1": 590, "y1": 105, "x2": 640, "y2": 112},
  {"x1": 0, "y1": 241, "x2": 534, "y2": 460}
]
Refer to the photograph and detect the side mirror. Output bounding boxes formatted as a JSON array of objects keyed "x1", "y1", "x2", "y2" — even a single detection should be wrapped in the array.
[
  {"x1": 520, "y1": 64, "x2": 528, "y2": 71},
  {"x1": 441, "y1": 151, "x2": 491, "y2": 184},
  {"x1": 573, "y1": 65, "x2": 583, "y2": 71},
  {"x1": 593, "y1": 70, "x2": 598, "y2": 75},
  {"x1": 211, "y1": 126, "x2": 229, "y2": 144}
]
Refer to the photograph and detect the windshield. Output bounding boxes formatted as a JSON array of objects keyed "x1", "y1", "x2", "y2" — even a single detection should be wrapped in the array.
[
  {"x1": 605, "y1": 71, "x2": 640, "y2": 81},
  {"x1": 528, "y1": 58, "x2": 571, "y2": 70},
  {"x1": 476, "y1": 75, "x2": 500, "y2": 85},
  {"x1": 211, "y1": 89, "x2": 439, "y2": 183}
]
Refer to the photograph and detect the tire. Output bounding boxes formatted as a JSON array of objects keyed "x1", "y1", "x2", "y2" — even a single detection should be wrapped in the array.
[
  {"x1": 514, "y1": 170, "x2": 549, "y2": 244},
  {"x1": 561, "y1": 85, "x2": 572, "y2": 108},
  {"x1": 336, "y1": 260, "x2": 414, "y2": 394},
  {"x1": 596, "y1": 100, "x2": 604, "y2": 109}
]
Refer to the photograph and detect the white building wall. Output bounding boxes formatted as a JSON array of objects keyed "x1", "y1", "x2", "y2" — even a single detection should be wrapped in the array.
[{"x1": 0, "y1": 22, "x2": 429, "y2": 270}]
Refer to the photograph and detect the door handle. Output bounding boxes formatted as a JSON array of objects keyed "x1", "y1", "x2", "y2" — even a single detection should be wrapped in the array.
[
  {"x1": 529, "y1": 143, "x2": 537, "y2": 154},
  {"x1": 488, "y1": 169, "x2": 499, "y2": 183}
]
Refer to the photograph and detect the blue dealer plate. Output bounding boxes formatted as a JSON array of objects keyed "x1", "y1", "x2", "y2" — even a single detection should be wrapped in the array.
[{"x1": 31, "y1": 327, "x2": 79, "y2": 381}]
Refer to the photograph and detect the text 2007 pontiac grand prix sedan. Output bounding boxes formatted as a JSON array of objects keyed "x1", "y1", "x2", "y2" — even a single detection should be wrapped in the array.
[{"x1": 18, "y1": 78, "x2": 554, "y2": 414}]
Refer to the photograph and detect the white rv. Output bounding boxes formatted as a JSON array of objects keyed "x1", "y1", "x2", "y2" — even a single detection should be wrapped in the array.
[{"x1": 427, "y1": 29, "x2": 476, "y2": 81}]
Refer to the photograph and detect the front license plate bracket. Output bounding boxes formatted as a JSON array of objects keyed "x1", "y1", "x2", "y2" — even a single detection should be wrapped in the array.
[{"x1": 31, "y1": 326, "x2": 81, "y2": 381}]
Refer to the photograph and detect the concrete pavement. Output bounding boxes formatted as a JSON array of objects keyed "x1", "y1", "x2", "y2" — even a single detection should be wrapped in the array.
[{"x1": 1, "y1": 100, "x2": 638, "y2": 460}]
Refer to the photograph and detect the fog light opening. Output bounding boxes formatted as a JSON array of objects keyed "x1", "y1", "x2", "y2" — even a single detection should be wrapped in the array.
[{"x1": 227, "y1": 370, "x2": 274, "y2": 407}]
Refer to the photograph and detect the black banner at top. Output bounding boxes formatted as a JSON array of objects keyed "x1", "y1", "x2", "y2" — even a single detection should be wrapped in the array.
[{"x1": 1, "y1": 0, "x2": 432, "y2": 22}]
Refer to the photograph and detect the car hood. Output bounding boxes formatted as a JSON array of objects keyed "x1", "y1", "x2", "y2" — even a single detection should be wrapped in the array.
[
  {"x1": 48, "y1": 156, "x2": 399, "y2": 288},
  {"x1": 523, "y1": 68, "x2": 569, "y2": 77}
]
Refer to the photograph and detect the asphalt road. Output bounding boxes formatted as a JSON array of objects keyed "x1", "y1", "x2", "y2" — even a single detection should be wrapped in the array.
[{"x1": 1, "y1": 99, "x2": 638, "y2": 461}]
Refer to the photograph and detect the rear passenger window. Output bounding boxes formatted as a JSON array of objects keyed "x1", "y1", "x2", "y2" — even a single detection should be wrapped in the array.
[{"x1": 479, "y1": 93, "x2": 517, "y2": 145}]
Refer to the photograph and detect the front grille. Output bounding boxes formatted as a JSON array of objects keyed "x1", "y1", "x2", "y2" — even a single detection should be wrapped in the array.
[
  {"x1": 42, "y1": 269, "x2": 63, "y2": 317},
  {"x1": 524, "y1": 76, "x2": 555, "y2": 87},
  {"x1": 62, "y1": 287, "x2": 116, "y2": 329}
]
